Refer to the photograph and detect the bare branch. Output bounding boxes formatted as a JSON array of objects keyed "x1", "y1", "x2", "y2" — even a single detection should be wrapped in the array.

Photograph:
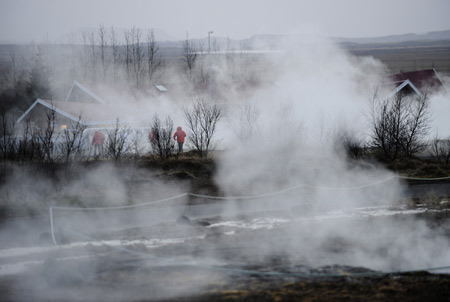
[{"x1": 184, "y1": 98, "x2": 221, "y2": 157}]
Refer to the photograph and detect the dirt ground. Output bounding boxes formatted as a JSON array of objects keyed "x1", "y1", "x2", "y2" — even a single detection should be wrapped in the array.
[
  {"x1": 2, "y1": 204, "x2": 450, "y2": 302},
  {"x1": 1, "y1": 158, "x2": 450, "y2": 301},
  {"x1": 2, "y1": 266, "x2": 450, "y2": 302}
]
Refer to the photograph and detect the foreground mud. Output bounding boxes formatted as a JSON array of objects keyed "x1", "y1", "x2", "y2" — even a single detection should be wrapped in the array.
[
  {"x1": 2, "y1": 259, "x2": 450, "y2": 301},
  {"x1": 182, "y1": 272, "x2": 450, "y2": 302},
  {"x1": 2, "y1": 204, "x2": 450, "y2": 302},
  {"x1": 1, "y1": 168, "x2": 449, "y2": 302}
]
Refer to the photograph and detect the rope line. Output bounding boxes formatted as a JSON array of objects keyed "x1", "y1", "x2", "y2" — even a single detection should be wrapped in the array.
[
  {"x1": 398, "y1": 175, "x2": 450, "y2": 181},
  {"x1": 190, "y1": 175, "x2": 399, "y2": 200},
  {"x1": 51, "y1": 193, "x2": 188, "y2": 211},
  {"x1": 49, "y1": 173, "x2": 450, "y2": 245},
  {"x1": 61, "y1": 227, "x2": 450, "y2": 278},
  {"x1": 50, "y1": 175, "x2": 401, "y2": 211},
  {"x1": 50, "y1": 174, "x2": 450, "y2": 211}
]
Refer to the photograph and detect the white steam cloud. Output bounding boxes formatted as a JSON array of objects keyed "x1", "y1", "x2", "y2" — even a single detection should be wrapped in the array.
[
  {"x1": 209, "y1": 35, "x2": 449, "y2": 273},
  {"x1": 2, "y1": 34, "x2": 450, "y2": 301}
]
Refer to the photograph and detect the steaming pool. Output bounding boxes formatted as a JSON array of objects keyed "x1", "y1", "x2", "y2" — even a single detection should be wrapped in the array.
[
  {"x1": 2, "y1": 195, "x2": 450, "y2": 301},
  {"x1": 1, "y1": 202, "x2": 450, "y2": 278}
]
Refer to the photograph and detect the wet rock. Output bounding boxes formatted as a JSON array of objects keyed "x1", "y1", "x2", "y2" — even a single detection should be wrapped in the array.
[
  {"x1": 176, "y1": 215, "x2": 210, "y2": 227},
  {"x1": 176, "y1": 215, "x2": 194, "y2": 225}
]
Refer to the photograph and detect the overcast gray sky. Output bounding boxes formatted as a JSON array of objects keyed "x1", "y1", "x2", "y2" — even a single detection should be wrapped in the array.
[{"x1": 1, "y1": 0, "x2": 450, "y2": 43}]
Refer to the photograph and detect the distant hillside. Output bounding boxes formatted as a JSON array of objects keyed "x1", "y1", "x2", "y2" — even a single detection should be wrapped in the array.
[
  {"x1": 232, "y1": 30, "x2": 450, "y2": 50},
  {"x1": 334, "y1": 30, "x2": 450, "y2": 45},
  {"x1": 3, "y1": 28, "x2": 450, "y2": 51},
  {"x1": 1, "y1": 29, "x2": 450, "y2": 65},
  {"x1": 159, "y1": 29, "x2": 450, "y2": 51}
]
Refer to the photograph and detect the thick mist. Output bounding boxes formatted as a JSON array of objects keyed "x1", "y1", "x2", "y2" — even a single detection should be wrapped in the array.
[
  {"x1": 210, "y1": 36, "x2": 450, "y2": 273},
  {"x1": 2, "y1": 33, "x2": 450, "y2": 301}
]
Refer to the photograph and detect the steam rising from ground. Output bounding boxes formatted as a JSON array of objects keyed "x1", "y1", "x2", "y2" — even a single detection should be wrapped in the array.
[
  {"x1": 429, "y1": 91, "x2": 450, "y2": 137},
  {"x1": 215, "y1": 35, "x2": 389, "y2": 197},
  {"x1": 211, "y1": 36, "x2": 450, "y2": 273},
  {"x1": 2, "y1": 35, "x2": 450, "y2": 301}
]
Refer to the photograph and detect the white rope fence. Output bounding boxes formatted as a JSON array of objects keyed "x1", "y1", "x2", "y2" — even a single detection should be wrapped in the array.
[{"x1": 49, "y1": 174, "x2": 450, "y2": 245}]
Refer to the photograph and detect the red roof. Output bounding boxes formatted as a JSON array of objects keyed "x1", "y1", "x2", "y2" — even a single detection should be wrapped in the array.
[{"x1": 388, "y1": 69, "x2": 444, "y2": 93}]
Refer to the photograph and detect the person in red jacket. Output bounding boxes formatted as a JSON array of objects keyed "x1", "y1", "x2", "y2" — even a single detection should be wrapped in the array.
[
  {"x1": 148, "y1": 128, "x2": 158, "y2": 152},
  {"x1": 173, "y1": 126, "x2": 186, "y2": 154},
  {"x1": 92, "y1": 131, "x2": 105, "y2": 157}
]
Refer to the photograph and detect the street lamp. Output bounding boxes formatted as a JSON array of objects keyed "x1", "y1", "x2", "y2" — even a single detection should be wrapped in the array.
[{"x1": 208, "y1": 31, "x2": 213, "y2": 101}]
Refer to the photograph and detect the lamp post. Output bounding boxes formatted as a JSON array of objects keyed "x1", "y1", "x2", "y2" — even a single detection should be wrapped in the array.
[{"x1": 208, "y1": 30, "x2": 213, "y2": 101}]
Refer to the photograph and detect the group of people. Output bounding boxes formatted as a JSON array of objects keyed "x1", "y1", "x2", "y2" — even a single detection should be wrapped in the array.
[{"x1": 91, "y1": 126, "x2": 187, "y2": 156}]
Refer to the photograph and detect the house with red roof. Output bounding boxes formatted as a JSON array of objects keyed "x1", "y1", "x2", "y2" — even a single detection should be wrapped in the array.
[{"x1": 381, "y1": 69, "x2": 447, "y2": 97}]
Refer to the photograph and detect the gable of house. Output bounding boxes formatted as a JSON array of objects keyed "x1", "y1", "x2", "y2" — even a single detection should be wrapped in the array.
[
  {"x1": 17, "y1": 80, "x2": 114, "y2": 129},
  {"x1": 388, "y1": 79, "x2": 422, "y2": 97},
  {"x1": 16, "y1": 99, "x2": 83, "y2": 131},
  {"x1": 65, "y1": 80, "x2": 107, "y2": 104},
  {"x1": 388, "y1": 69, "x2": 446, "y2": 96},
  {"x1": 16, "y1": 97, "x2": 145, "y2": 132}
]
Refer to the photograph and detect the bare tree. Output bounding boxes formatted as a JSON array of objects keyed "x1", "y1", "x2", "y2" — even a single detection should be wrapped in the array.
[
  {"x1": 124, "y1": 29, "x2": 132, "y2": 83},
  {"x1": 180, "y1": 33, "x2": 197, "y2": 82},
  {"x1": 131, "y1": 27, "x2": 145, "y2": 87},
  {"x1": 6, "y1": 48, "x2": 28, "y2": 100},
  {"x1": 430, "y1": 134, "x2": 450, "y2": 166},
  {"x1": 0, "y1": 48, "x2": 29, "y2": 115},
  {"x1": 13, "y1": 117, "x2": 43, "y2": 163},
  {"x1": 59, "y1": 116, "x2": 87, "y2": 163},
  {"x1": 150, "y1": 114, "x2": 175, "y2": 160},
  {"x1": 184, "y1": 98, "x2": 221, "y2": 157},
  {"x1": 400, "y1": 93, "x2": 431, "y2": 157},
  {"x1": 0, "y1": 112, "x2": 17, "y2": 162},
  {"x1": 27, "y1": 45, "x2": 52, "y2": 101},
  {"x1": 88, "y1": 32, "x2": 97, "y2": 83},
  {"x1": 7, "y1": 48, "x2": 24, "y2": 89},
  {"x1": 231, "y1": 99, "x2": 260, "y2": 142},
  {"x1": 370, "y1": 96, "x2": 399, "y2": 160},
  {"x1": 369, "y1": 91, "x2": 431, "y2": 160},
  {"x1": 98, "y1": 24, "x2": 110, "y2": 83},
  {"x1": 124, "y1": 27, "x2": 145, "y2": 87},
  {"x1": 128, "y1": 129, "x2": 145, "y2": 161},
  {"x1": 333, "y1": 128, "x2": 366, "y2": 159},
  {"x1": 196, "y1": 42, "x2": 207, "y2": 83},
  {"x1": 110, "y1": 26, "x2": 121, "y2": 83},
  {"x1": 81, "y1": 32, "x2": 91, "y2": 81},
  {"x1": 106, "y1": 118, "x2": 131, "y2": 162},
  {"x1": 68, "y1": 31, "x2": 79, "y2": 88},
  {"x1": 147, "y1": 29, "x2": 162, "y2": 85},
  {"x1": 271, "y1": 101, "x2": 307, "y2": 152},
  {"x1": 39, "y1": 107, "x2": 59, "y2": 163},
  {"x1": 17, "y1": 118, "x2": 34, "y2": 162}
]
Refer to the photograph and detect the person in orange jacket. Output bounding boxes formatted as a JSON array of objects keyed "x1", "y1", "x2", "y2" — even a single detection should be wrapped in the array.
[{"x1": 173, "y1": 126, "x2": 186, "y2": 154}]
